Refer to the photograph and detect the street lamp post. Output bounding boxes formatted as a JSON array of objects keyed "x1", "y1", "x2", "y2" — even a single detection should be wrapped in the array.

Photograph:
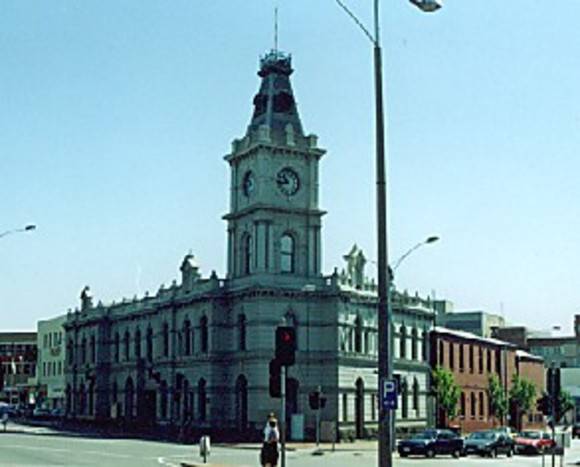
[
  {"x1": 0, "y1": 224, "x2": 36, "y2": 239},
  {"x1": 335, "y1": 1, "x2": 441, "y2": 465}
]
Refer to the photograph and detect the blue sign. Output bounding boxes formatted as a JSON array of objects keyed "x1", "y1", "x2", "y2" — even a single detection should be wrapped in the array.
[{"x1": 381, "y1": 378, "x2": 398, "y2": 410}]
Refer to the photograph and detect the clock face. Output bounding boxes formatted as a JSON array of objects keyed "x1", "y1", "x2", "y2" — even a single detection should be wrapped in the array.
[
  {"x1": 276, "y1": 168, "x2": 300, "y2": 196},
  {"x1": 242, "y1": 171, "x2": 255, "y2": 196}
]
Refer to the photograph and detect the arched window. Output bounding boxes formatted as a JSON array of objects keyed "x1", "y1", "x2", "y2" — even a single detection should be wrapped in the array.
[
  {"x1": 238, "y1": 314, "x2": 246, "y2": 351},
  {"x1": 134, "y1": 328, "x2": 141, "y2": 359},
  {"x1": 81, "y1": 336, "x2": 87, "y2": 364},
  {"x1": 479, "y1": 391, "x2": 485, "y2": 418},
  {"x1": 399, "y1": 326, "x2": 407, "y2": 359},
  {"x1": 111, "y1": 381, "x2": 118, "y2": 404},
  {"x1": 280, "y1": 234, "x2": 295, "y2": 273},
  {"x1": 355, "y1": 317, "x2": 363, "y2": 353},
  {"x1": 401, "y1": 378, "x2": 409, "y2": 419},
  {"x1": 438, "y1": 340, "x2": 444, "y2": 366},
  {"x1": 124, "y1": 330, "x2": 130, "y2": 361},
  {"x1": 114, "y1": 332, "x2": 120, "y2": 363},
  {"x1": 487, "y1": 348, "x2": 493, "y2": 372},
  {"x1": 235, "y1": 375, "x2": 248, "y2": 429},
  {"x1": 198, "y1": 378, "x2": 207, "y2": 421},
  {"x1": 413, "y1": 378, "x2": 420, "y2": 411},
  {"x1": 200, "y1": 316, "x2": 208, "y2": 353},
  {"x1": 423, "y1": 328, "x2": 429, "y2": 361},
  {"x1": 88, "y1": 380, "x2": 95, "y2": 415},
  {"x1": 243, "y1": 233, "x2": 253, "y2": 275},
  {"x1": 146, "y1": 327, "x2": 153, "y2": 362},
  {"x1": 459, "y1": 344, "x2": 464, "y2": 371},
  {"x1": 470, "y1": 392, "x2": 476, "y2": 418},
  {"x1": 78, "y1": 383, "x2": 86, "y2": 415},
  {"x1": 125, "y1": 377, "x2": 134, "y2": 420},
  {"x1": 183, "y1": 320, "x2": 192, "y2": 356},
  {"x1": 162, "y1": 322, "x2": 169, "y2": 357},
  {"x1": 460, "y1": 392, "x2": 466, "y2": 416},
  {"x1": 90, "y1": 335, "x2": 96, "y2": 363},
  {"x1": 65, "y1": 385, "x2": 72, "y2": 415},
  {"x1": 411, "y1": 328, "x2": 418, "y2": 360},
  {"x1": 67, "y1": 339, "x2": 74, "y2": 365},
  {"x1": 160, "y1": 380, "x2": 168, "y2": 419}
]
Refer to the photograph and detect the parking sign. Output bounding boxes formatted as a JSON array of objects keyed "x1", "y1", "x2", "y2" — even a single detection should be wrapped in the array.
[{"x1": 380, "y1": 378, "x2": 398, "y2": 411}]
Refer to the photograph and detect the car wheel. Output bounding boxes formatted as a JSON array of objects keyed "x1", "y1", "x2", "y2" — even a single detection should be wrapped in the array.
[
  {"x1": 400, "y1": 453, "x2": 408, "y2": 458},
  {"x1": 425, "y1": 448, "x2": 435, "y2": 458},
  {"x1": 452, "y1": 449, "x2": 461, "y2": 459},
  {"x1": 507, "y1": 448, "x2": 513, "y2": 458}
]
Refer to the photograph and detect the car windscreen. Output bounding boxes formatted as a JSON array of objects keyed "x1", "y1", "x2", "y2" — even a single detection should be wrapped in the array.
[
  {"x1": 520, "y1": 431, "x2": 541, "y2": 439},
  {"x1": 469, "y1": 432, "x2": 495, "y2": 440}
]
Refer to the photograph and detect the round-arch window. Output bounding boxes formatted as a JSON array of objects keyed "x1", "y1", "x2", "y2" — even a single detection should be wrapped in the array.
[{"x1": 281, "y1": 234, "x2": 295, "y2": 273}]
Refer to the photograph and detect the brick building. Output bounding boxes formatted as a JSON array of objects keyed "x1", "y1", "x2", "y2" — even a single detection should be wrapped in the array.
[
  {"x1": 431, "y1": 327, "x2": 544, "y2": 433},
  {"x1": 0, "y1": 332, "x2": 37, "y2": 406}
]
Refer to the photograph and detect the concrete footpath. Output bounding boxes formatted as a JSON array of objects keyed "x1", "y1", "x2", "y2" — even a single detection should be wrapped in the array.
[{"x1": 180, "y1": 440, "x2": 377, "y2": 467}]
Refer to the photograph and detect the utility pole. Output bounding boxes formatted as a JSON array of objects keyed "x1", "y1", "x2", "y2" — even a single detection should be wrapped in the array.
[{"x1": 281, "y1": 366, "x2": 286, "y2": 467}]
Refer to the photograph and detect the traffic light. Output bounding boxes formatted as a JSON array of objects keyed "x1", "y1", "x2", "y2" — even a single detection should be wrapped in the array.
[
  {"x1": 309, "y1": 391, "x2": 320, "y2": 410},
  {"x1": 536, "y1": 394, "x2": 551, "y2": 416},
  {"x1": 547, "y1": 368, "x2": 561, "y2": 399},
  {"x1": 269, "y1": 358, "x2": 281, "y2": 398},
  {"x1": 275, "y1": 327, "x2": 296, "y2": 367}
]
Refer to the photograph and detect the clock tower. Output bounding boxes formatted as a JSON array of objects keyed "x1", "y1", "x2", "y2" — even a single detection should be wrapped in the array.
[{"x1": 224, "y1": 50, "x2": 326, "y2": 281}]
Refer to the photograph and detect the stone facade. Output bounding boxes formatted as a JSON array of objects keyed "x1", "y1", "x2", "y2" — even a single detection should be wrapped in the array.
[{"x1": 63, "y1": 50, "x2": 435, "y2": 440}]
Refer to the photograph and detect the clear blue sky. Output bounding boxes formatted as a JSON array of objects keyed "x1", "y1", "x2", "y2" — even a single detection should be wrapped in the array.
[{"x1": 2, "y1": 1, "x2": 579, "y2": 333}]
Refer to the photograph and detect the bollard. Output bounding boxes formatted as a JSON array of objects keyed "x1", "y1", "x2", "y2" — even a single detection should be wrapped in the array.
[{"x1": 199, "y1": 435, "x2": 211, "y2": 464}]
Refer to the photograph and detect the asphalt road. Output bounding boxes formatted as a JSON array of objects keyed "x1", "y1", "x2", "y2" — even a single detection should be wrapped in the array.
[{"x1": 0, "y1": 424, "x2": 577, "y2": 467}]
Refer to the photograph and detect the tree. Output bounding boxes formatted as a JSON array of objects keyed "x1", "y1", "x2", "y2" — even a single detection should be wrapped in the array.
[
  {"x1": 488, "y1": 374, "x2": 508, "y2": 425},
  {"x1": 556, "y1": 389, "x2": 575, "y2": 423},
  {"x1": 432, "y1": 366, "x2": 461, "y2": 427},
  {"x1": 509, "y1": 374, "x2": 537, "y2": 431}
]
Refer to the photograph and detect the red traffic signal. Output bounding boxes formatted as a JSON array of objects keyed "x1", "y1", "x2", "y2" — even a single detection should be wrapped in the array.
[{"x1": 276, "y1": 327, "x2": 296, "y2": 367}]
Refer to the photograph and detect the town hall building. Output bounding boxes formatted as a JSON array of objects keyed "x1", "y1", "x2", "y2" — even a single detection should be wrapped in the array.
[{"x1": 63, "y1": 50, "x2": 436, "y2": 440}]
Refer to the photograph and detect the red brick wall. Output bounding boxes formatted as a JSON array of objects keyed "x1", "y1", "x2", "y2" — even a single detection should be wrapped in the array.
[{"x1": 431, "y1": 331, "x2": 546, "y2": 434}]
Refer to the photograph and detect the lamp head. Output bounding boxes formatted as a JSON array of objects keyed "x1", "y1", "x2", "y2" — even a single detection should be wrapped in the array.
[
  {"x1": 24, "y1": 225, "x2": 36, "y2": 231},
  {"x1": 425, "y1": 236, "x2": 440, "y2": 244},
  {"x1": 409, "y1": 0, "x2": 443, "y2": 13}
]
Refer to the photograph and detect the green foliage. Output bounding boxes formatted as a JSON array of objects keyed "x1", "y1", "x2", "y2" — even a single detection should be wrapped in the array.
[
  {"x1": 509, "y1": 374, "x2": 537, "y2": 430},
  {"x1": 509, "y1": 374, "x2": 537, "y2": 413},
  {"x1": 432, "y1": 366, "x2": 461, "y2": 421},
  {"x1": 557, "y1": 390, "x2": 575, "y2": 421},
  {"x1": 488, "y1": 374, "x2": 508, "y2": 420}
]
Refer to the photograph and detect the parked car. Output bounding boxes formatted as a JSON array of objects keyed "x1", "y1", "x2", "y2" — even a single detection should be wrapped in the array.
[
  {"x1": 495, "y1": 426, "x2": 518, "y2": 439},
  {"x1": 32, "y1": 407, "x2": 52, "y2": 419},
  {"x1": 397, "y1": 429, "x2": 464, "y2": 458},
  {"x1": 49, "y1": 408, "x2": 64, "y2": 419},
  {"x1": 514, "y1": 430, "x2": 555, "y2": 455},
  {"x1": 464, "y1": 430, "x2": 514, "y2": 457}
]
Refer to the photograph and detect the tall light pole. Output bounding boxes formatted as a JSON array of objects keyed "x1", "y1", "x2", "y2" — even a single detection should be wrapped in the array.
[
  {"x1": 335, "y1": 1, "x2": 441, "y2": 465},
  {"x1": 392, "y1": 236, "x2": 439, "y2": 273},
  {"x1": 0, "y1": 224, "x2": 36, "y2": 239}
]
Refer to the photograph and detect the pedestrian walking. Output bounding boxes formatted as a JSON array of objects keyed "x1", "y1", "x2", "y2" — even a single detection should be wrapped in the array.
[{"x1": 260, "y1": 413, "x2": 280, "y2": 467}]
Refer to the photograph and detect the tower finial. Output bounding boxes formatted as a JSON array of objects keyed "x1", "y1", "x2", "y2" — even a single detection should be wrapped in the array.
[{"x1": 274, "y1": 6, "x2": 279, "y2": 52}]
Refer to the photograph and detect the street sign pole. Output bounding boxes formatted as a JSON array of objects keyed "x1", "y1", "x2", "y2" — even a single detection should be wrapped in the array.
[
  {"x1": 316, "y1": 385, "x2": 321, "y2": 447},
  {"x1": 281, "y1": 365, "x2": 286, "y2": 467}
]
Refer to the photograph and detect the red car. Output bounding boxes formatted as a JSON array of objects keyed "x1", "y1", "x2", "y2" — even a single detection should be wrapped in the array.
[{"x1": 514, "y1": 431, "x2": 555, "y2": 455}]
